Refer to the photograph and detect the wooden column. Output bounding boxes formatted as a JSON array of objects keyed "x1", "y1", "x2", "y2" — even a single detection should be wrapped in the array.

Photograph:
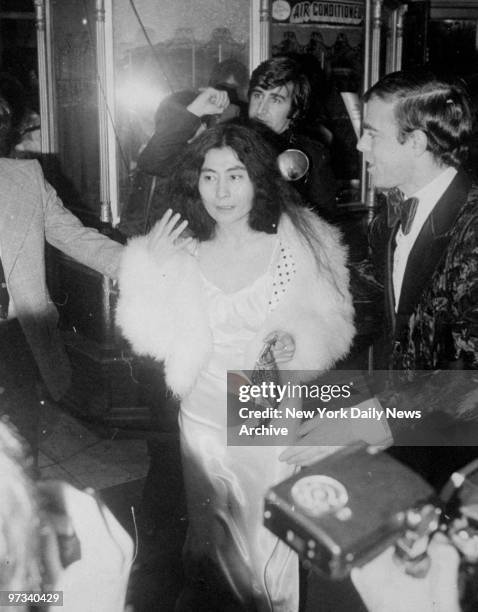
[
  {"x1": 386, "y1": 9, "x2": 398, "y2": 74},
  {"x1": 360, "y1": 0, "x2": 373, "y2": 204},
  {"x1": 259, "y1": 0, "x2": 271, "y2": 63},
  {"x1": 371, "y1": 0, "x2": 383, "y2": 87},
  {"x1": 94, "y1": 0, "x2": 112, "y2": 225},
  {"x1": 386, "y1": 4, "x2": 407, "y2": 73},
  {"x1": 363, "y1": 0, "x2": 384, "y2": 210},
  {"x1": 396, "y1": 4, "x2": 408, "y2": 70},
  {"x1": 34, "y1": 0, "x2": 56, "y2": 154}
]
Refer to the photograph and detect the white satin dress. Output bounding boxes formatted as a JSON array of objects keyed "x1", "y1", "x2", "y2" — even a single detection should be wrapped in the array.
[{"x1": 179, "y1": 239, "x2": 299, "y2": 612}]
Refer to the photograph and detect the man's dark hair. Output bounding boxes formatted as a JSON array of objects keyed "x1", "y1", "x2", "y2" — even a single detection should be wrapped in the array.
[
  {"x1": 364, "y1": 70, "x2": 473, "y2": 167},
  {"x1": 248, "y1": 56, "x2": 312, "y2": 127},
  {"x1": 166, "y1": 122, "x2": 303, "y2": 239},
  {"x1": 208, "y1": 58, "x2": 249, "y2": 91}
]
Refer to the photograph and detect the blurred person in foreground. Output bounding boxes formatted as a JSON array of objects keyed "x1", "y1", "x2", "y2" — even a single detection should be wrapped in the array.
[
  {"x1": 0, "y1": 418, "x2": 133, "y2": 612},
  {"x1": 0, "y1": 95, "x2": 123, "y2": 461}
]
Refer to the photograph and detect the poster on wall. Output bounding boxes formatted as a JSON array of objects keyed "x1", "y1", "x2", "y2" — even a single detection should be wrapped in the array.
[{"x1": 272, "y1": 0, "x2": 364, "y2": 27}]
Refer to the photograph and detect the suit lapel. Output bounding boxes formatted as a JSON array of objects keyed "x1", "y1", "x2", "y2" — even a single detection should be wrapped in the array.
[{"x1": 396, "y1": 170, "x2": 471, "y2": 317}]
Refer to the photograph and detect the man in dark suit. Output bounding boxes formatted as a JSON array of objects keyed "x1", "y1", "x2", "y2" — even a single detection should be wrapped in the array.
[
  {"x1": 361, "y1": 71, "x2": 476, "y2": 371},
  {"x1": 292, "y1": 70, "x2": 477, "y2": 612},
  {"x1": 356, "y1": 71, "x2": 478, "y2": 484},
  {"x1": 284, "y1": 70, "x2": 478, "y2": 476},
  {"x1": 0, "y1": 96, "x2": 123, "y2": 458}
]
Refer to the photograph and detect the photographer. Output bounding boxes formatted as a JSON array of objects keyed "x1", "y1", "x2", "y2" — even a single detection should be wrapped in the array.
[{"x1": 0, "y1": 419, "x2": 134, "y2": 611}]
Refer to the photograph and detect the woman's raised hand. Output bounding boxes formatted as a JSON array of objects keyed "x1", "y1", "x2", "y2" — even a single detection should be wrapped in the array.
[{"x1": 147, "y1": 209, "x2": 194, "y2": 265}]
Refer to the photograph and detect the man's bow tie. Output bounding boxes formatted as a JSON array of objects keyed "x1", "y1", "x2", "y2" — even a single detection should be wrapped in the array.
[{"x1": 386, "y1": 187, "x2": 419, "y2": 235}]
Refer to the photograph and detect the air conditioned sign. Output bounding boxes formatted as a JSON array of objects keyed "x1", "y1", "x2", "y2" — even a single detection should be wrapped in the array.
[{"x1": 273, "y1": 1, "x2": 364, "y2": 26}]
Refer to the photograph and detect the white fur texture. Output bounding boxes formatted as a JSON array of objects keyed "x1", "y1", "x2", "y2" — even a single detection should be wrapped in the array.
[{"x1": 116, "y1": 211, "x2": 355, "y2": 397}]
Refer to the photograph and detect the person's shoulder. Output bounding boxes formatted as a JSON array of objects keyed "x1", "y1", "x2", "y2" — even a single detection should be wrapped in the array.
[
  {"x1": 282, "y1": 205, "x2": 332, "y2": 227},
  {"x1": 281, "y1": 207, "x2": 344, "y2": 246},
  {"x1": 454, "y1": 181, "x2": 478, "y2": 239},
  {"x1": 439, "y1": 178, "x2": 478, "y2": 268},
  {"x1": 0, "y1": 157, "x2": 42, "y2": 177},
  {"x1": 466, "y1": 182, "x2": 478, "y2": 206},
  {"x1": 299, "y1": 205, "x2": 342, "y2": 233},
  {"x1": 454, "y1": 179, "x2": 478, "y2": 224},
  {"x1": 0, "y1": 158, "x2": 43, "y2": 189}
]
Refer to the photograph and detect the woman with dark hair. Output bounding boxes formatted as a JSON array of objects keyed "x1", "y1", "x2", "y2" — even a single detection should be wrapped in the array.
[
  {"x1": 120, "y1": 61, "x2": 247, "y2": 238},
  {"x1": 117, "y1": 123, "x2": 354, "y2": 611}
]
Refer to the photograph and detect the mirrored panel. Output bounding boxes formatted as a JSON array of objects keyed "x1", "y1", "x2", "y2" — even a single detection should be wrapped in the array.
[
  {"x1": 50, "y1": 0, "x2": 100, "y2": 219},
  {"x1": 112, "y1": 0, "x2": 251, "y2": 219}
]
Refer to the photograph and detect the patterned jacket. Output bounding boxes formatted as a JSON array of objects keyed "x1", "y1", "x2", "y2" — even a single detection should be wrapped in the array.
[{"x1": 370, "y1": 170, "x2": 478, "y2": 430}]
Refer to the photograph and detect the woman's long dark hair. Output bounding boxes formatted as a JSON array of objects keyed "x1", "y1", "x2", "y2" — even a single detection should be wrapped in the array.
[
  {"x1": 166, "y1": 122, "x2": 292, "y2": 238},
  {"x1": 166, "y1": 123, "x2": 341, "y2": 287}
]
